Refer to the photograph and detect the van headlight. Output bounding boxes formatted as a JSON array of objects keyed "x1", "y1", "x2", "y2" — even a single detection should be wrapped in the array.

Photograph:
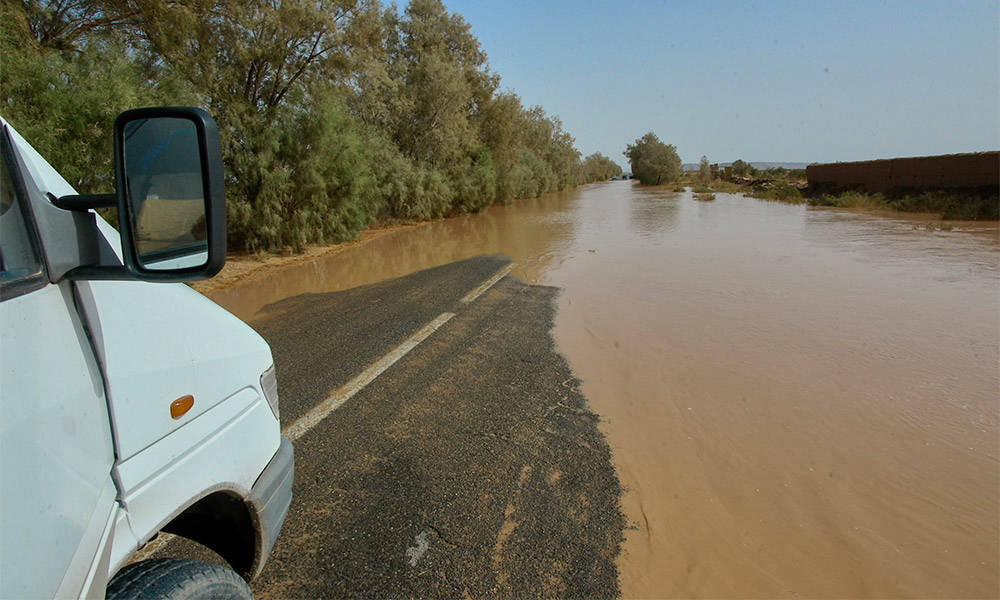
[{"x1": 260, "y1": 365, "x2": 280, "y2": 421}]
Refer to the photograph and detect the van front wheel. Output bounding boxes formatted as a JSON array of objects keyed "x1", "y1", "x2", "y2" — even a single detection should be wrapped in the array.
[{"x1": 106, "y1": 558, "x2": 254, "y2": 600}]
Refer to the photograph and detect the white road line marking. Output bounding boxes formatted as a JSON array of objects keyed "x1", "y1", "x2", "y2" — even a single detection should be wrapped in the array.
[
  {"x1": 283, "y1": 311, "x2": 456, "y2": 442},
  {"x1": 460, "y1": 264, "x2": 513, "y2": 305}
]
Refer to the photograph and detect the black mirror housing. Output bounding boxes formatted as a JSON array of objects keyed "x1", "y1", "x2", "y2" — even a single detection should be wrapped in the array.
[{"x1": 113, "y1": 107, "x2": 226, "y2": 281}]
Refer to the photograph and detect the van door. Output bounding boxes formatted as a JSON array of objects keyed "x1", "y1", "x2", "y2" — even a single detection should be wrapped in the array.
[{"x1": 0, "y1": 127, "x2": 118, "y2": 598}]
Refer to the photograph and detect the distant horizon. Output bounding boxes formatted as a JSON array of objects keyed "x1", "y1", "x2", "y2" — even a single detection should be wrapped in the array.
[
  {"x1": 681, "y1": 161, "x2": 811, "y2": 168},
  {"x1": 444, "y1": 0, "x2": 1000, "y2": 170}
]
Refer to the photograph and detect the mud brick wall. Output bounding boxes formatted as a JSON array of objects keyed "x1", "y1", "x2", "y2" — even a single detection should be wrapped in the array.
[{"x1": 807, "y1": 152, "x2": 999, "y2": 193}]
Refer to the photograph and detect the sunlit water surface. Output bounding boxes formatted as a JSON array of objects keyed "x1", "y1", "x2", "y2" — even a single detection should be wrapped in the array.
[{"x1": 211, "y1": 183, "x2": 999, "y2": 598}]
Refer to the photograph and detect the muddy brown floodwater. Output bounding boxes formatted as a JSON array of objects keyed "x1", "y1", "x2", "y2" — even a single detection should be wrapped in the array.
[{"x1": 209, "y1": 183, "x2": 999, "y2": 598}]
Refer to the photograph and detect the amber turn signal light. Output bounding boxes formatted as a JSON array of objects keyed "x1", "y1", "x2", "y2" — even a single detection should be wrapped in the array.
[{"x1": 170, "y1": 395, "x2": 194, "y2": 419}]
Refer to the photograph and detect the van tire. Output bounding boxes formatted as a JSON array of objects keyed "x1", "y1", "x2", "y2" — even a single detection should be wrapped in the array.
[{"x1": 106, "y1": 558, "x2": 254, "y2": 600}]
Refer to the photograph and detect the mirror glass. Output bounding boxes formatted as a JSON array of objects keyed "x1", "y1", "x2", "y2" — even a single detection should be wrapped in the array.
[{"x1": 122, "y1": 117, "x2": 208, "y2": 270}]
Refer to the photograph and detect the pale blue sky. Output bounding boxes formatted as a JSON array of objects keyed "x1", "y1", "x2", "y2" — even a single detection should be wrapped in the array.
[{"x1": 443, "y1": 0, "x2": 1000, "y2": 166}]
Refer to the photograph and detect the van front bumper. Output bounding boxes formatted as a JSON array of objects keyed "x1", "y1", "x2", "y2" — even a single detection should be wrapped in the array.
[{"x1": 247, "y1": 437, "x2": 294, "y2": 579}]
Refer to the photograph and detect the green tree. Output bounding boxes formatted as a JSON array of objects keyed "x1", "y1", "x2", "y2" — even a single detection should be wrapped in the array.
[
  {"x1": 350, "y1": 0, "x2": 506, "y2": 215},
  {"x1": 624, "y1": 133, "x2": 681, "y2": 186},
  {"x1": 395, "y1": 0, "x2": 496, "y2": 164},
  {"x1": 731, "y1": 159, "x2": 758, "y2": 177},
  {"x1": 0, "y1": 2, "x2": 190, "y2": 193},
  {"x1": 581, "y1": 153, "x2": 623, "y2": 182},
  {"x1": 476, "y1": 91, "x2": 528, "y2": 202},
  {"x1": 231, "y1": 92, "x2": 380, "y2": 252},
  {"x1": 698, "y1": 155, "x2": 710, "y2": 184}
]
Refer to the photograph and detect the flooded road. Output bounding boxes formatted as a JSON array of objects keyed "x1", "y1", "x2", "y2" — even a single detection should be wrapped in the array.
[
  {"x1": 550, "y1": 186, "x2": 998, "y2": 598},
  {"x1": 209, "y1": 183, "x2": 999, "y2": 597}
]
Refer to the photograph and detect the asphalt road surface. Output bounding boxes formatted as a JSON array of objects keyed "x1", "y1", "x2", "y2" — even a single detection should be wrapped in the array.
[{"x1": 160, "y1": 255, "x2": 624, "y2": 598}]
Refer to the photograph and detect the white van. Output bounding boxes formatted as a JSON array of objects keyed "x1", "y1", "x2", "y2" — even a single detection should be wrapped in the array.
[{"x1": 0, "y1": 108, "x2": 293, "y2": 599}]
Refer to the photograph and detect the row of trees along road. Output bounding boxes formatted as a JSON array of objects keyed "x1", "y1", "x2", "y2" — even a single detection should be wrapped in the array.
[{"x1": 2, "y1": 0, "x2": 621, "y2": 252}]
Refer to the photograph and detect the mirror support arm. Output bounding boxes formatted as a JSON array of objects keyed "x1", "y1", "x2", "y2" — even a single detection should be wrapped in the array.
[
  {"x1": 50, "y1": 193, "x2": 117, "y2": 211},
  {"x1": 63, "y1": 265, "x2": 133, "y2": 281}
]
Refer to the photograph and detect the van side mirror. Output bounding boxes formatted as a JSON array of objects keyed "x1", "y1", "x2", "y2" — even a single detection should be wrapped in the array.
[
  {"x1": 115, "y1": 107, "x2": 226, "y2": 280},
  {"x1": 55, "y1": 107, "x2": 226, "y2": 282}
]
